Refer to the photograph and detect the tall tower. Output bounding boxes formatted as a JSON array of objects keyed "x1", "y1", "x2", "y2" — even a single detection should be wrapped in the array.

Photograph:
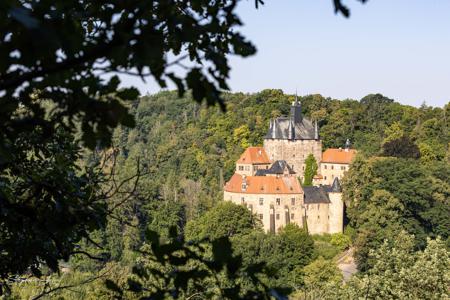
[
  {"x1": 263, "y1": 94, "x2": 322, "y2": 178},
  {"x1": 328, "y1": 178, "x2": 344, "y2": 233}
]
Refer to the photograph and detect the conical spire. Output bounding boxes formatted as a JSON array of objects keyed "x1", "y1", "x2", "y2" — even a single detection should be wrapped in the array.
[
  {"x1": 331, "y1": 177, "x2": 342, "y2": 193},
  {"x1": 272, "y1": 119, "x2": 277, "y2": 139},
  {"x1": 288, "y1": 118, "x2": 295, "y2": 140},
  {"x1": 314, "y1": 120, "x2": 319, "y2": 140}
]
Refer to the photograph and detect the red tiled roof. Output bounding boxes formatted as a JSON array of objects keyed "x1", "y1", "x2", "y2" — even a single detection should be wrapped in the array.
[
  {"x1": 224, "y1": 173, "x2": 303, "y2": 194},
  {"x1": 322, "y1": 148, "x2": 357, "y2": 164},
  {"x1": 237, "y1": 147, "x2": 271, "y2": 164}
]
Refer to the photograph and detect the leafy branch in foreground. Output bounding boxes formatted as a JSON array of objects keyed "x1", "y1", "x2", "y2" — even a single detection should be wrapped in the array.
[
  {"x1": 0, "y1": 130, "x2": 143, "y2": 294},
  {"x1": 106, "y1": 228, "x2": 290, "y2": 300}
]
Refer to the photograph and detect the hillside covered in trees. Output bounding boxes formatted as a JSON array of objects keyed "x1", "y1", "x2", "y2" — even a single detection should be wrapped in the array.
[{"x1": 9, "y1": 90, "x2": 449, "y2": 299}]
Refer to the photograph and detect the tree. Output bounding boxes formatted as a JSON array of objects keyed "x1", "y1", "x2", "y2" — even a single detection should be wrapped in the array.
[
  {"x1": 0, "y1": 129, "x2": 108, "y2": 280},
  {"x1": 381, "y1": 135, "x2": 420, "y2": 159},
  {"x1": 382, "y1": 121, "x2": 404, "y2": 144},
  {"x1": 303, "y1": 154, "x2": 318, "y2": 186},
  {"x1": 343, "y1": 232, "x2": 450, "y2": 299},
  {"x1": 344, "y1": 156, "x2": 450, "y2": 271},
  {"x1": 299, "y1": 256, "x2": 343, "y2": 299},
  {"x1": 185, "y1": 201, "x2": 260, "y2": 241}
]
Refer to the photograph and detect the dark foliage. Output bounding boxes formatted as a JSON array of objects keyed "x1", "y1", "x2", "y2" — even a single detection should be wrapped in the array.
[{"x1": 382, "y1": 135, "x2": 420, "y2": 159}]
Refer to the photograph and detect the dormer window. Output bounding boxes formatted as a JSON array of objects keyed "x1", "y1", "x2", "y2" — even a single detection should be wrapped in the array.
[{"x1": 241, "y1": 183, "x2": 247, "y2": 191}]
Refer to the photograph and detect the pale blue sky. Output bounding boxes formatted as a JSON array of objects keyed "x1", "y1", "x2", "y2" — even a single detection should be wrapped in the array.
[{"x1": 123, "y1": 1, "x2": 450, "y2": 107}]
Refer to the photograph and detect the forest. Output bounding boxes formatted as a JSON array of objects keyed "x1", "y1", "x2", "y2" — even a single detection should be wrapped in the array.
[{"x1": 7, "y1": 90, "x2": 449, "y2": 299}]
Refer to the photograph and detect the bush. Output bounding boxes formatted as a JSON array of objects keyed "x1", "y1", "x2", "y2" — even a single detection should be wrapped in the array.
[{"x1": 330, "y1": 233, "x2": 352, "y2": 251}]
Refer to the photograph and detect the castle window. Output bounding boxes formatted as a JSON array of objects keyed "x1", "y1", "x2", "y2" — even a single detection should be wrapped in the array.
[
  {"x1": 318, "y1": 204, "x2": 320, "y2": 209},
  {"x1": 276, "y1": 198, "x2": 281, "y2": 205},
  {"x1": 324, "y1": 165, "x2": 327, "y2": 169},
  {"x1": 318, "y1": 215, "x2": 320, "y2": 219},
  {"x1": 291, "y1": 213, "x2": 295, "y2": 219},
  {"x1": 266, "y1": 166, "x2": 269, "y2": 169},
  {"x1": 259, "y1": 198, "x2": 264, "y2": 205},
  {"x1": 328, "y1": 215, "x2": 330, "y2": 219},
  {"x1": 241, "y1": 197, "x2": 245, "y2": 202},
  {"x1": 259, "y1": 214, "x2": 263, "y2": 220},
  {"x1": 291, "y1": 198, "x2": 295, "y2": 205},
  {"x1": 241, "y1": 198, "x2": 245, "y2": 205},
  {"x1": 302, "y1": 166, "x2": 305, "y2": 170},
  {"x1": 249, "y1": 204, "x2": 253, "y2": 212},
  {"x1": 245, "y1": 166, "x2": 250, "y2": 171},
  {"x1": 331, "y1": 165, "x2": 334, "y2": 170},
  {"x1": 332, "y1": 175, "x2": 334, "y2": 179},
  {"x1": 238, "y1": 166, "x2": 244, "y2": 171},
  {"x1": 324, "y1": 176, "x2": 327, "y2": 180},
  {"x1": 276, "y1": 214, "x2": 280, "y2": 220}
]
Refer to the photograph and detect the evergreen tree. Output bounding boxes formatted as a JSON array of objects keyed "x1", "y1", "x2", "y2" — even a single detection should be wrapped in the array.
[{"x1": 303, "y1": 154, "x2": 318, "y2": 186}]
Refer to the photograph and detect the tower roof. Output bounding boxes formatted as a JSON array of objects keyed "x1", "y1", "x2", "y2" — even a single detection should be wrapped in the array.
[
  {"x1": 331, "y1": 177, "x2": 342, "y2": 193},
  {"x1": 264, "y1": 116, "x2": 316, "y2": 140}
]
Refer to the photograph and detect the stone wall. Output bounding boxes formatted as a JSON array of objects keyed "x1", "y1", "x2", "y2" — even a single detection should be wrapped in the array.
[
  {"x1": 304, "y1": 203, "x2": 330, "y2": 234},
  {"x1": 319, "y1": 162, "x2": 349, "y2": 185},
  {"x1": 224, "y1": 190, "x2": 304, "y2": 233},
  {"x1": 224, "y1": 189, "x2": 340, "y2": 234},
  {"x1": 263, "y1": 139, "x2": 322, "y2": 179}
]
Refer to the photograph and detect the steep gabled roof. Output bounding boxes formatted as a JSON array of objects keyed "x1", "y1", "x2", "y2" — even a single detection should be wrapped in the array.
[
  {"x1": 321, "y1": 148, "x2": 357, "y2": 164},
  {"x1": 224, "y1": 173, "x2": 303, "y2": 194},
  {"x1": 255, "y1": 160, "x2": 296, "y2": 176},
  {"x1": 236, "y1": 147, "x2": 271, "y2": 164},
  {"x1": 265, "y1": 116, "x2": 316, "y2": 140}
]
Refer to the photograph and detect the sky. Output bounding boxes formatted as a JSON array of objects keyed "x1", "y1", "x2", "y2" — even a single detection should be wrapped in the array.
[{"x1": 122, "y1": 0, "x2": 450, "y2": 107}]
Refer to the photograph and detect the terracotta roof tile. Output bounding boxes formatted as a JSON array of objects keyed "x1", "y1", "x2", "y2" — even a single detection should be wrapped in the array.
[
  {"x1": 322, "y1": 148, "x2": 357, "y2": 164},
  {"x1": 224, "y1": 173, "x2": 303, "y2": 194},
  {"x1": 236, "y1": 147, "x2": 271, "y2": 164}
]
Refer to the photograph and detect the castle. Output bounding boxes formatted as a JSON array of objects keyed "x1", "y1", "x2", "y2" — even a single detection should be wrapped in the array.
[{"x1": 224, "y1": 99, "x2": 356, "y2": 234}]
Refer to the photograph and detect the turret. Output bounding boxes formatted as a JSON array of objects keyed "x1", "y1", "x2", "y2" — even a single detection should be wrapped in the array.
[
  {"x1": 314, "y1": 121, "x2": 319, "y2": 140},
  {"x1": 328, "y1": 178, "x2": 343, "y2": 233},
  {"x1": 345, "y1": 139, "x2": 351, "y2": 152},
  {"x1": 290, "y1": 94, "x2": 302, "y2": 124}
]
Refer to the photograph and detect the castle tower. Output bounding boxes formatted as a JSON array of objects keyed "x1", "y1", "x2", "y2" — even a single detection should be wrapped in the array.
[
  {"x1": 327, "y1": 178, "x2": 344, "y2": 233},
  {"x1": 263, "y1": 95, "x2": 322, "y2": 179}
]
